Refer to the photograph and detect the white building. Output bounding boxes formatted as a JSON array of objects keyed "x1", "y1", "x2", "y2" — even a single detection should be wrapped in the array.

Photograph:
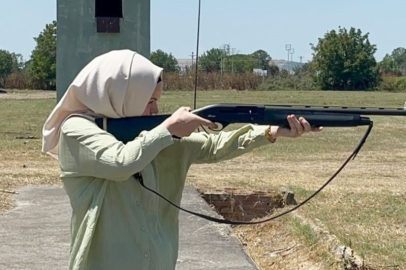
[{"x1": 176, "y1": 59, "x2": 193, "y2": 74}]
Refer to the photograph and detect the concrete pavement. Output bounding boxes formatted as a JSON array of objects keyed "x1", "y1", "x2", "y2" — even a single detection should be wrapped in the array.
[{"x1": 0, "y1": 185, "x2": 259, "y2": 270}]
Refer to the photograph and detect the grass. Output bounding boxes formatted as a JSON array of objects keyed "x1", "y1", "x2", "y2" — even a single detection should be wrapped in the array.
[
  {"x1": 1, "y1": 89, "x2": 406, "y2": 269},
  {"x1": 301, "y1": 190, "x2": 406, "y2": 265},
  {"x1": 0, "y1": 91, "x2": 60, "y2": 211},
  {"x1": 290, "y1": 216, "x2": 321, "y2": 246}
]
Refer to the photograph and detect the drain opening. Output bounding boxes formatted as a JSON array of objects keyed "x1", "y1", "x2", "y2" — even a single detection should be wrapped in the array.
[{"x1": 198, "y1": 188, "x2": 297, "y2": 222}]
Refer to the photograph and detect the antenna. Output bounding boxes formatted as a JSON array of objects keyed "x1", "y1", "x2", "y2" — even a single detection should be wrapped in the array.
[{"x1": 193, "y1": 0, "x2": 201, "y2": 110}]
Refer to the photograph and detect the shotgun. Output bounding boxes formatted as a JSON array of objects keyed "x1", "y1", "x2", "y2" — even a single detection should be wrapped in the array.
[{"x1": 94, "y1": 103, "x2": 406, "y2": 143}]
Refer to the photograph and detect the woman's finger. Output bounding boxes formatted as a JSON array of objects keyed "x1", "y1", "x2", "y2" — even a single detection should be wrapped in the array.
[
  {"x1": 311, "y1": 126, "x2": 324, "y2": 132},
  {"x1": 287, "y1": 115, "x2": 297, "y2": 134},
  {"x1": 193, "y1": 114, "x2": 218, "y2": 129},
  {"x1": 299, "y1": 117, "x2": 312, "y2": 132},
  {"x1": 291, "y1": 115, "x2": 304, "y2": 134}
]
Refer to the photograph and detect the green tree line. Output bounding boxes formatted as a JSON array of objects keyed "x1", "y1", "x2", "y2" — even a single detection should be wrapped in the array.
[
  {"x1": 1, "y1": 21, "x2": 405, "y2": 91},
  {"x1": 0, "y1": 21, "x2": 56, "y2": 90}
]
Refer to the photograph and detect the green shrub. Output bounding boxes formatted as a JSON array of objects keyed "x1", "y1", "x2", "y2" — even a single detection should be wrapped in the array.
[{"x1": 378, "y1": 76, "x2": 406, "y2": 92}]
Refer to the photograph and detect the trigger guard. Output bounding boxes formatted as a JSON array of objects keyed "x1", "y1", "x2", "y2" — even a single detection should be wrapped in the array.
[{"x1": 210, "y1": 122, "x2": 228, "y2": 132}]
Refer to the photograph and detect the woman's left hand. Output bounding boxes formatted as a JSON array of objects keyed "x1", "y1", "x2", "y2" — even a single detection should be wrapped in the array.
[{"x1": 271, "y1": 114, "x2": 323, "y2": 138}]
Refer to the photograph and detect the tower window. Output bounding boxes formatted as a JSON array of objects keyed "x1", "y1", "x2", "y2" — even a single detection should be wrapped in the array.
[
  {"x1": 95, "y1": 0, "x2": 122, "y2": 33},
  {"x1": 95, "y1": 0, "x2": 123, "y2": 18}
]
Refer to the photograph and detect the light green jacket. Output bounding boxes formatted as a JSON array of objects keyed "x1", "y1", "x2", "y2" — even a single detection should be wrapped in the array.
[{"x1": 58, "y1": 115, "x2": 272, "y2": 270}]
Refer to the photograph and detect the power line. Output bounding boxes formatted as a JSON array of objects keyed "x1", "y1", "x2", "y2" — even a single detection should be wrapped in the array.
[{"x1": 193, "y1": 0, "x2": 201, "y2": 110}]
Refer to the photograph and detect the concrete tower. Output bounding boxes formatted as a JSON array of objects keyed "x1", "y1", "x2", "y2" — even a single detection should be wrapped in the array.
[{"x1": 56, "y1": 0, "x2": 150, "y2": 101}]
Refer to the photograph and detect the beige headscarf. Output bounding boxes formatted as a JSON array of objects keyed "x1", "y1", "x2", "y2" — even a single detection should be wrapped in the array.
[{"x1": 42, "y1": 49, "x2": 163, "y2": 159}]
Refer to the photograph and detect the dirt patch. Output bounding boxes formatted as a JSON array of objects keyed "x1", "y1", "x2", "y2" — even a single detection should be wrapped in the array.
[
  {"x1": 0, "y1": 148, "x2": 60, "y2": 214},
  {"x1": 234, "y1": 217, "x2": 328, "y2": 270}
]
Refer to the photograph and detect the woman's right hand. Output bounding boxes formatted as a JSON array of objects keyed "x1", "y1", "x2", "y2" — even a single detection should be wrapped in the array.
[{"x1": 161, "y1": 107, "x2": 218, "y2": 138}]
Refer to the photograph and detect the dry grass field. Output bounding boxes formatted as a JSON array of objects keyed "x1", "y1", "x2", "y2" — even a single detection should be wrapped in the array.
[{"x1": 1, "y1": 89, "x2": 406, "y2": 269}]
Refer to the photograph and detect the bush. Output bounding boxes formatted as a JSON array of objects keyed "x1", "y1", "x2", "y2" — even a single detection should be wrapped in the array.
[
  {"x1": 163, "y1": 72, "x2": 263, "y2": 91},
  {"x1": 4, "y1": 71, "x2": 30, "y2": 89},
  {"x1": 164, "y1": 71, "x2": 320, "y2": 91},
  {"x1": 378, "y1": 76, "x2": 406, "y2": 92},
  {"x1": 257, "y1": 74, "x2": 321, "y2": 91}
]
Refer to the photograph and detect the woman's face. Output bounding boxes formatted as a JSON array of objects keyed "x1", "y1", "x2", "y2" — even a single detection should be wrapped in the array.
[{"x1": 142, "y1": 81, "x2": 163, "y2": 116}]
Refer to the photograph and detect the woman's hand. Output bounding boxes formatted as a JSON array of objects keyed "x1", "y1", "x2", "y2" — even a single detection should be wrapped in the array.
[
  {"x1": 270, "y1": 114, "x2": 323, "y2": 139},
  {"x1": 161, "y1": 107, "x2": 218, "y2": 138}
]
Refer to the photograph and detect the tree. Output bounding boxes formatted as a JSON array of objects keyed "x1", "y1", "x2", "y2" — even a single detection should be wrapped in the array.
[
  {"x1": 379, "y1": 47, "x2": 406, "y2": 76},
  {"x1": 392, "y1": 47, "x2": 406, "y2": 70},
  {"x1": 378, "y1": 54, "x2": 400, "y2": 76},
  {"x1": 198, "y1": 48, "x2": 225, "y2": 72},
  {"x1": 28, "y1": 21, "x2": 57, "y2": 90},
  {"x1": 228, "y1": 54, "x2": 259, "y2": 73},
  {"x1": 268, "y1": 64, "x2": 280, "y2": 76},
  {"x1": 0, "y1": 50, "x2": 14, "y2": 88},
  {"x1": 311, "y1": 26, "x2": 379, "y2": 90},
  {"x1": 292, "y1": 62, "x2": 314, "y2": 76},
  {"x1": 10, "y1": 53, "x2": 25, "y2": 71},
  {"x1": 150, "y1": 49, "x2": 178, "y2": 72},
  {"x1": 251, "y1": 49, "x2": 271, "y2": 71}
]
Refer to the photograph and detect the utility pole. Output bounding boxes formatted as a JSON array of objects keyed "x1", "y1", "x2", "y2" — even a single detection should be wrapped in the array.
[
  {"x1": 231, "y1": 47, "x2": 236, "y2": 73},
  {"x1": 285, "y1": 44, "x2": 291, "y2": 75},
  {"x1": 285, "y1": 44, "x2": 291, "y2": 62},
  {"x1": 190, "y1": 52, "x2": 195, "y2": 72},
  {"x1": 289, "y1": 48, "x2": 295, "y2": 74},
  {"x1": 220, "y1": 43, "x2": 230, "y2": 76},
  {"x1": 299, "y1": 56, "x2": 304, "y2": 64},
  {"x1": 290, "y1": 49, "x2": 295, "y2": 63}
]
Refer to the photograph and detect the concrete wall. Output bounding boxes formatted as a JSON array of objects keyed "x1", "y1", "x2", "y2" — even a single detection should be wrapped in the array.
[{"x1": 56, "y1": 0, "x2": 150, "y2": 101}]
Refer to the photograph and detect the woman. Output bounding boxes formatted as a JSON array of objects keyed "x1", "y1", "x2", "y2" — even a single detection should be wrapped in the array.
[{"x1": 42, "y1": 49, "x2": 322, "y2": 270}]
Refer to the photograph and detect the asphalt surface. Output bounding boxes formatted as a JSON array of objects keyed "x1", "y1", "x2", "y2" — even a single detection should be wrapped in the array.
[{"x1": 0, "y1": 185, "x2": 258, "y2": 270}]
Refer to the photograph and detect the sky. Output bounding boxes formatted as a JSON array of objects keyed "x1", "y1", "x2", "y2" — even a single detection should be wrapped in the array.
[{"x1": 1, "y1": 0, "x2": 405, "y2": 63}]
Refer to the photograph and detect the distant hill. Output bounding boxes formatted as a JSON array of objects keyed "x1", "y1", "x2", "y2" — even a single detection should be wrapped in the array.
[
  {"x1": 270, "y1": 59, "x2": 304, "y2": 71},
  {"x1": 174, "y1": 58, "x2": 305, "y2": 73}
]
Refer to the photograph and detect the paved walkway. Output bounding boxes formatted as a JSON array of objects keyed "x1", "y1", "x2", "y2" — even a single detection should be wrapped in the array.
[{"x1": 0, "y1": 185, "x2": 259, "y2": 270}]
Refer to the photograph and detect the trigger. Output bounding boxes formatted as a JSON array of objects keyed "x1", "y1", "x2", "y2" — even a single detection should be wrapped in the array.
[{"x1": 210, "y1": 122, "x2": 225, "y2": 131}]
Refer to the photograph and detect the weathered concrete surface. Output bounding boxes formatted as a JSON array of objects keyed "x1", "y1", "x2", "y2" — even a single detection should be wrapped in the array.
[
  {"x1": 0, "y1": 186, "x2": 71, "y2": 270},
  {"x1": 177, "y1": 186, "x2": 259, "y2": 270},
  {"x1": 0, "y1": 185, "x2": 258, "y2": 270}
]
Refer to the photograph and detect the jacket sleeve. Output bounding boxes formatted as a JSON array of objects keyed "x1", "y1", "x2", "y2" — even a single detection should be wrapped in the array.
[
  {"x1": 183, "y1": 124, "x2": 272, "y2": 164},
  {"x1": 58, "y1": 115, "x2": 174, "y2": 181}
]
